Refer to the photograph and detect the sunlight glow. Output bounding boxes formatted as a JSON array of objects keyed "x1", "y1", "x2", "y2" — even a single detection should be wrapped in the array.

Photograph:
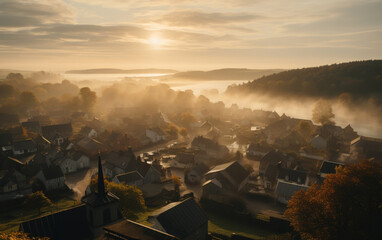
[{"x1": 148, "y1": 36, "x2": 162, "y2": 47}]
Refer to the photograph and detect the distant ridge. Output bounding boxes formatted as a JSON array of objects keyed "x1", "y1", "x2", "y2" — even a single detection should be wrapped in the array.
[
  {"x1": 226, "y1": 60, "x2": 382, "y2": 101},
  {"x1": 170, "y1": 68, "x2": 284, "y2": 80},
  {"x1": 66, "y1": 68, "x2": 178, "y2": 74}
]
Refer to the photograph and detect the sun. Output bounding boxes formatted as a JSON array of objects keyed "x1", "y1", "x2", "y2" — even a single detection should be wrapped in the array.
[{"x1": 148, "y1": 36, "x2": 162, "y2": 47}]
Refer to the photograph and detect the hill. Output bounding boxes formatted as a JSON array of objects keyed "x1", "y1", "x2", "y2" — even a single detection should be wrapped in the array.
[
  {"x1": 170, "y1": 68, "x2": 283, "y2": 80},
  {"x1": 226, "y1": 60, "x2": 382, "y2": 102},
  {"x1": 66, "y1": 68, "x2": 178, "y2": 74}
]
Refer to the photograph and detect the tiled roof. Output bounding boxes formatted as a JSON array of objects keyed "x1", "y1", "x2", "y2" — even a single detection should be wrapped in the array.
[
  {"x1": 116, "y1": 171, "x2": 143, "y2": 184},
  {"x1": 20, "y1": 205, "x2": 92, "y2": 240},
  {"x1": 103, "y1": 220, "x2": 178, "y2": 240},
  {"x1": 152, "y1": 198, "x2": 208, "y2": 239}
]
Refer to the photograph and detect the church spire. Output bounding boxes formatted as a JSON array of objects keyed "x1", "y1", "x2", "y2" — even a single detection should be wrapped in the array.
[{"x1": 97, "y1": 154, "x2": 105, "y2": 196}]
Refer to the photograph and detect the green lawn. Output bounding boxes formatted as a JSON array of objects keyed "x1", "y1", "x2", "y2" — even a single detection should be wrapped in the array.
[
  {"x1": 0, "y1": 197, "x2": 80, "y2": 232},
  {"x1": 207, "y1": 210, "x2": 276, "y2": 240}
]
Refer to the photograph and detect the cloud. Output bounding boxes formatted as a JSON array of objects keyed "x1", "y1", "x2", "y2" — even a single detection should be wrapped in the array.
[
  {"x1": 152, "y1": 10, "x2": 263, "y2": 27},
  {"x1": 0, "y1": 0, "x2": 74, "y2": 27}
]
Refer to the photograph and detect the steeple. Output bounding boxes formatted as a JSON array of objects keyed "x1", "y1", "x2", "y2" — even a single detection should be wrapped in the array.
[{"x1": 97, "y1": 154, "x2": 105, "y2": 196}]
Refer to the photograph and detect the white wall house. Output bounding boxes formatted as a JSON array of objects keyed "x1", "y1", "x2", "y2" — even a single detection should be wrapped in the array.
[{"x1": 146, "y1": 129, "x2": 166, "y2": 143}]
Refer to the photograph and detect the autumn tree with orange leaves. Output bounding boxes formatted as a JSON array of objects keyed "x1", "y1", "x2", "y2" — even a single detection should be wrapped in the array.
[{"x1": 285, "y1": 160, "x2": 382, "y2": 240}]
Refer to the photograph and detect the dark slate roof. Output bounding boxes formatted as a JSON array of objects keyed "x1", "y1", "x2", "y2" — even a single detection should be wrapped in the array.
[
  {"x1": 21, "y1": 121, "x2": 41, "y2": 131},
  {"x1": 41, "y1": 123, "x2": 73, "y2": 140},
  {"x1": 320, "y1": 161, "x2": 344, "y2": 175},
  {"x1": 103, "y1": 220, "x2": 179, "y2": 240},
  {"x1": 206, "y1": 161, "x2": 250, "y2": 186},
  {"x1": 116, "y1": 171, "x2": 143, "y2": 184},
  {"x1": 264, "y1": 164, "x2": 279, "y2": 180},
  {"x1": 81, "y1": 191, "x2": 119, "y2": 207},
  {"x1": 277, "y1": 167, "x2": 307, "y2": 184},
  {"x1": 191, "y1": 163, "x2": 209, "y2": 175},
  {"x1": 34, "y1": 134, "x2": 50, "y2": 145},
  {"x1": 0, "y1": 153, "x2": 24, "y2": 170},
  {"x1": 13, "y1": 139, "x2": 36, "y2": 151},
  {"x1": 275, "y1": 180, "x2": 308, "y2": 202},
  {"x1": 0, "y1": 113, "x2": 19, "y2": 125},
  {"x1": 153, "y1": 198, "x2": 208, "y2": 239},
  {"x1": 76, "y1": 137, "x2": 103, "y2": 154},
  {"x1": 0, "y1": 133, "x2": 13, "y2": 146},
  {"x1": 20, "y1": 205, "x2": 92, "y2": 240},
  {"x1": 42, "y1": 165, "x2": 64, "y2": 180},
  {"x1": 105, "y1": 149, "x2": 136, "y2": 170}
]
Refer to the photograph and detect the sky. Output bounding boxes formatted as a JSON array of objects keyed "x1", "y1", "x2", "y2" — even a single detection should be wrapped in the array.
[{"x1": 0, "y1": 0, "x2": 381, "y2": 71}]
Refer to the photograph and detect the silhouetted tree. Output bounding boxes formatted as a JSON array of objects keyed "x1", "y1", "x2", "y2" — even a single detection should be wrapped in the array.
[
  {"x1": 23, "y1": 191, "x2": 52, "y2": 215},
  {"x1": 79, "y1": 87, "x2": 97, "y2": 113},
  {"x1": 285, "y1": 160, "x2": 382, "y2": 240},
  {"x1": 312, "y1": 99, "x2": 335, "y2": 125}
]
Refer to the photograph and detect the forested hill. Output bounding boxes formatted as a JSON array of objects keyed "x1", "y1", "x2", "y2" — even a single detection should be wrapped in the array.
[{"x1": 226, "y1": 60, "x2": 382, "y2": 101}]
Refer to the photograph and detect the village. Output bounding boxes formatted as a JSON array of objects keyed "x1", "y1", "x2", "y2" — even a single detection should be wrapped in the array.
[{"x1": 1, "y1": 96, "x2": 381, "y2": 240}]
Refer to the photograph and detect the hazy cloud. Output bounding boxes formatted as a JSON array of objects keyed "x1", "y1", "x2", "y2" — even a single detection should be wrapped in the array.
[
  {"x1": 153, "y1": 10, "x2": 263, "y2": 27},
  {"x1": 0, "y1": 0, "x2": 73, "y2": 27}
]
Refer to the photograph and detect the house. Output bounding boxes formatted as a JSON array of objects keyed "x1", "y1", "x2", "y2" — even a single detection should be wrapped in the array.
[
  {"x1": 20, "y1": 205, "x2": 93, "y2": 240},
  {"x1": 199, "y1": 121, "x2": 213, "y2": 134},
  {"x1": 146, "y1": 128, "x2": 166, "y2": 143},
  {"x1": 191, "y1": 136, "x2": 229, "y2": 159},
  {"x1": 72, "y1": 151, "x2": 90, "y2": 170},
  {"x1": 0, "y1": 169, "x2": 29, "y2": 193},
  {"x1": 275, "y1": 180, "x2": 308, "y2": 204},
  {"x1": 35, "y1": 165, "x2": 65, "y2": 191},
  {"x1": 350, "y1": 136, "x2": 382, "y2": 162},
  {"x1": 275, "y1": 131, "x2": 307, "y2": 150},
  {"x1": 148, "y1": 198, "x2": 208, "y2": 240},
  {"x1": 263, "y1": 164, "x2": 307, "y2": 190},
  {"x1": 0, "y1": 133, "x2": 13, "y2": 152},
  {"x1": 54, "y1": 156, "x2": 77, "y2": 174},
  {"x1": 103, "y1": 219, "x2": 179, "y2": 240},
  {"x1": 202, "y1": 178, "x2": 223, "y2": 197},
  {"x1": 204, "y1": 161, "x2": 250, "y2": 192},
  {"x1": 172, "y1": 152, "x2": 195, "y2": 168},
  {"x1": 259, "y1": 150, "x2": 294, "y2": 176},
  {"x1": 103, "y1": 148, "x2": 137, "y2": 177},
  {"x1": 34, "y1": 134, "x2": 51, "y2": 151},
  {"x1": 21, "y1": 121, "x2": 41, "y2": 134},
  {"x1": 78, "y1": 126, "x2": 98, "y2": 138},
  {"x1": 113, "y1": 171, "x2": 144, "y2": 186},
  {"x1": 246, "y1": 142, "x2": 272, "y2": 158},
  {"x1": 310, "y1": 135, "x2": 327, "y2": 149},
  {"x1": 299, "y1": 146, "x2": 326, "y2": 161},
  {"x1": 20, "y1": 156, "x2": 119, "y2": 239},
  {"x1": 205, "y1": 127, "x2": 222, "y2": 141},
  {"x1": 12, "y1": 139, "x2": 37, "y2": 156},
  {"x1": 186, "y1": 163, "x2": 209, "y2": 184},
  {"x1": 138, "y1": 162, "x2": 162, "y2": 184},
  {"x1": 76, "y1": 137, "x2": 104, "y2": 156},
  {"x1": 41, "y1": 123, "x2": 73, "y2": 142},
  {"x1": 319, "y1": 160, "x2": 345, "y2": 178},
  {"x1": 0, "y1": 153, "x2": 24, "y2": 171}
]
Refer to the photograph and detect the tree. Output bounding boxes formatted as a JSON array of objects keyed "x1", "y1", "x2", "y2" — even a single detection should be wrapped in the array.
[
  {"x1": 179, "y1": 127, "x2": 188, "y2": 138},
  {"x1": 23, "y1": 191, "x2": 52, "y2": 215},
  {"x1": 172, "y1": 175, "x2": 181, "y2": 201},
  {"x1": 285, "y1": 160, "x2": 382, "y2": 240},
  {"x1": 79, "y1": 87, "x2": 97, "y2": 113},
  {"x1": 179, "y1": 112, "x2": 197, "y2": 129},
  {"x1": 89, "y1": 174, "x2": 109, "y2": 193},
  {"x1": 107, "y1": 182, "x2": 146, "y2": 219},
  {"x1": 312, "y1": 99, "x2": 335, "y2": 125}
]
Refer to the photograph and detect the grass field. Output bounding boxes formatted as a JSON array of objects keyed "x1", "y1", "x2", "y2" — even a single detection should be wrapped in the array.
[
  {"x1": 207, "y1": 210, "x2": 277, "y2": 239},
  {"x1": 0, "y1": 197, "x2": 80, "y2": 232}
]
